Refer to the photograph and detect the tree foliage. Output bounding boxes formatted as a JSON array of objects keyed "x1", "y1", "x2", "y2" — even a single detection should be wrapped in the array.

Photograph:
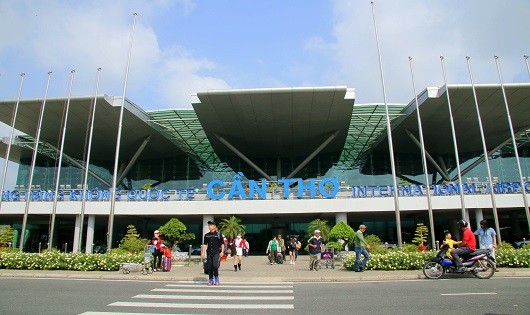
[
  {"x1": 218, "y1": 216, "x2": 246, "y2": 240},
  {"x1": 118, "y1": 225, "x2": 148, "y2": 253},
  {"x1": 412, "y1": 223, "x2": 429, "y2": 246},
  {"x1": 307, "y1": 219, "x2": 330, "y2": 241},
  {"x1": 158, "y1": 218, "x2": 195, "y2": 246},
  {"x1": 0, "y1": 226, "x2": 15, "y2": 246},
  {"x1": 329, "y1": 222, "x2": 355, "y2": 250}
]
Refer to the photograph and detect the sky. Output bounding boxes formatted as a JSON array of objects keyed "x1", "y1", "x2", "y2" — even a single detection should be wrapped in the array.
[{"x1": 0, "y1": 0, "x2": 529, "y2": 187}]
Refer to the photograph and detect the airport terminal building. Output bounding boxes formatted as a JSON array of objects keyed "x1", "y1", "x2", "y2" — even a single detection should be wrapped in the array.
[{"x1": 0, "y1": 84, "x2": 529, "y2": 252}]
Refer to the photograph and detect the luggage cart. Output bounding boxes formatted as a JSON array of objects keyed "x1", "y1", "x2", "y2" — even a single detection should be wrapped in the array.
[
  {"x1": 319, "y1": 246, "x2": 335, "y2": 269},
  {"x1": 119, "y1": 245, "x2": 154, "y2": 275}
]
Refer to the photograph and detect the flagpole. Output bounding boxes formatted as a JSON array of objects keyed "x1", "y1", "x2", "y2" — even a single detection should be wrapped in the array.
[
  {"x1": 78, "y1": 67, "x2": 102, "y2": 253},
  {"x1": 370, "y1": 1, "x2": 402, "y2": 247},
  {"x1": 465, "y1": 56, "x2": 501, "y2": 244},
  {"x1": 20, "y1": 71, "x2": 52, "y2": 251},
  {"x1": 108, "y1": 13, "x2": 138, "y2": 252},
  {"x1": 408, "y1": 57, "x2": 435, "y2": 249},
  {"x1": 440, "y1": 56, "x2": 466, "y2": 220},
  {"x1": 0, "y1": 73, "x2": 25, "y2": 210},
  {"x1": 523, "y1": 55, "x2": 530, "y2": 77},
  {"x1": 494, "y1": 55, "x2": 530, "y2": 234},
  {"x1": 49, "y1": 69, "x2": 75, "y2": 250}
]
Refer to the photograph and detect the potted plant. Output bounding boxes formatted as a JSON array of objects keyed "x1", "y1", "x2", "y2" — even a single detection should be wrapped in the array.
[
  {"x1": 412, "y1": 223, "x2": 428, "y2": 252},
  {"x1": 0, "y1": 225, "x2": 15, "y2": 249}
]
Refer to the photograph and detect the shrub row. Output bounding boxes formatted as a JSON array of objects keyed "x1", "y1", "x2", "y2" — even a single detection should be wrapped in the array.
[
  {"x1": 342, "y1": 248, "x2": 530, "y2": 271},
  {"x1": 0, "y1": 250, "x2": 142, "y2": 271}
]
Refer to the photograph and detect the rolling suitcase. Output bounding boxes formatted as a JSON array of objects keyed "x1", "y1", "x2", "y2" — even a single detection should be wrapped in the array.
[{"x1": 162, "y1": 256, "x2": 172, "y2": 272}]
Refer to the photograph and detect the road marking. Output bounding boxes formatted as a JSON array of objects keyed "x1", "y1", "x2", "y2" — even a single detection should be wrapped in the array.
[
  {"x1": 440, "y1": 293, "x2": 497, "y2": 296},
  {"x1": 177, "y1": 280, "x2": 294, "y2": 285},
  {"x1": 152, "y1": 288, "x2": 293, "y2": 294},
  {"x1": 109, "y1": 301, "x2": 294, "y2": 310},
  {"x1": 80, "y1": 312, "x2": 207, "y2": 315},
  {"x1": 134, "y1": 294, "x2": 294, "y2": 300},
  {"x1": 166, "y1": 284, "x2": 293, "y2": 288}
]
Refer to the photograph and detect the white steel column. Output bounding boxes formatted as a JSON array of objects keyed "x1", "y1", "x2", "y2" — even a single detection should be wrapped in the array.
[
  {"x1": 495, "y1": 56, "x2": 530, "y2": 233},
  {"x1": 440, "y1": 56, "x2": 466, "y2": 220},
  {"x1": 475, "y1": 208, "x2": 484, "y2": 230},
  {"x1": 1, "y1": 73, "x2": 25, "y2": 211},
  {"x1": 370, "y1": 1, "x2": 402, "y2": 247},
  {"x1": 85, "y1": 215, "x2": 95, "y2": 254},
  {"x1": 408, "y1": 57, "x2": 435, "y2": 249},
  {"x1": 73, "y1": 214, "x2": 81, "y2": 252},
  {"x1": 335, "y1": 213, "x2": 347, "y2": 224},
  {"x1": 108, "y1": 13, "x2": 138, "y2": 252},
  {"x1": 465, "y1": 56, "x2": 501, "y2": 245},
  {"x1": 48, "y1": 70, "x2": 75, "y2": 250}
]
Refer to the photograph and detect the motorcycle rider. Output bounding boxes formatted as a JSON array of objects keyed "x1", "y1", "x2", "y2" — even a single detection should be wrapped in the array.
[{"x1": 451, "y1": 219, "x2": 476, "y2": 272}]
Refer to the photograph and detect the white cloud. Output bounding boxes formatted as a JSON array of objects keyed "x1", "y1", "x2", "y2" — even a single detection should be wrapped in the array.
[{"x1": 320, "y1": 0, "x2": 530, "y2": 103}]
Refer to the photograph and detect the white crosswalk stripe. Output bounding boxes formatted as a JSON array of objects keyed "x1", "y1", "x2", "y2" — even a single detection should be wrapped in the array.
[{"x1": 79, "y1": 281, "x2": 295, "y2": 314}]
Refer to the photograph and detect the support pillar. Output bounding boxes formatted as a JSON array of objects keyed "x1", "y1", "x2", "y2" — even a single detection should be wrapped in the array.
[
  {"x1": 85, "y1": 215, "x2": 95, "y2": 254},
  {"x1": 73, "y1": 215, "x2": 81, "y2": 252},
  {"x1": 335, "y1": 212, "x2": 348, "y2": 225},
  {"x1": 475, "y1": 208, "x2": 484, "y2": 231}
]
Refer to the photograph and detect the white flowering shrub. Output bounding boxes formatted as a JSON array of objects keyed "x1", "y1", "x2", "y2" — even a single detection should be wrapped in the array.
[
  {"x1": 0, "y1": 250, "x2": 142, "y2": 271},
  {"x1": 343, "y1": 248, "x2": 530, "y2": 271}
]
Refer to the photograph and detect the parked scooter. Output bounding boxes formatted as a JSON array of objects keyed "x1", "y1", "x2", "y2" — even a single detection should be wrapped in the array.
[{"x1": 423, "y1": 244, "x2": 495, "y2": 279}]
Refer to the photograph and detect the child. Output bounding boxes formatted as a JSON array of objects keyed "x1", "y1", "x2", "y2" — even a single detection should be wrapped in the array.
[
  {"x1": 161, "y1": 244, "x2": 172, "y2": 272},
  {"x1": 443, "y1": 231, "x2": 461, "y2": 260}
]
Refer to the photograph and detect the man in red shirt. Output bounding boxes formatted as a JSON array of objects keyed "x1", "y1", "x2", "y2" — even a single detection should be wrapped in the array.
[{"x1": 452, "y1": 219, "x2": 477, "y2": 272}]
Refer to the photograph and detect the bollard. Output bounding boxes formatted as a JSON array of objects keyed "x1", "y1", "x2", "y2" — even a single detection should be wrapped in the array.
[
  {"x1": 38, "y1": 242, "x2": 41, "y2": 253},
  {"x1": 188, "y1": 245, "x2": 192, "y2": 266},
  {"x1": 8, "y1": 242, "x2": 11, "y2": 249},
  {"x1": 91, "y1": 244, "x2": 94, "y2": 254},
  {"x1": 65, "y1": 243, "x2": 68, "y2": 253},
  {"x1": 436, "y1": 240, "x2": 439, "y2": 251}
]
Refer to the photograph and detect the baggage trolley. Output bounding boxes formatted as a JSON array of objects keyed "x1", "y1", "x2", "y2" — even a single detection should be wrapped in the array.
[
  {"x1": 319, "y1": 246, "x2": 335, "y2": 269},
  {"x1": 120, "y1": 245, "x2": 154, "y2": 275}
]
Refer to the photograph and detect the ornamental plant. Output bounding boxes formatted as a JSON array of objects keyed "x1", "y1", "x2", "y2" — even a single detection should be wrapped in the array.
[
  {"x1": 118, "y1": 225, "x2": 148, "y2": 253},
  {"x1": 328, "y1": 222, "x2": 355, "y2": 250},
  {"x1": 412, "y1": 223, "x2": 428, "y2": 246},
  {"x1": 0, "y1": 225, "x2": 15, "y2": 247},
  {"x1": 158, "y1": 218, "x2": 195, "y2": 246}
]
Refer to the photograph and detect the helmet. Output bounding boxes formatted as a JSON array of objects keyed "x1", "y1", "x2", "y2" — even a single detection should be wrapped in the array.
[
  {"x1": 457, "y1": 219, "x2": 468, "y2": 228},
  {"x1": 441, "y1": 258, "x2": 453, "y2": 267}
]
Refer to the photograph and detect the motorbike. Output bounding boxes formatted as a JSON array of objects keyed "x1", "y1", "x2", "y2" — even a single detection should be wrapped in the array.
[{"x1": 422, "y1": 244, "x2": 495, "y2": 279}]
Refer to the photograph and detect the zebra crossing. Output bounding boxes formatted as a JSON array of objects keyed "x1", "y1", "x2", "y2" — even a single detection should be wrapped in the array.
[{"x1": 79, "y1": 281, "x2": 295, "y2": 314}]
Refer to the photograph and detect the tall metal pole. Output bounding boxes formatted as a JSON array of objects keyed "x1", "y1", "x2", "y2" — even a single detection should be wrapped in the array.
[
  {"x1": 20, "y1": 71, "x2": 52, "y2": 251},
  {"x1": 108, "y1": 13, "x2": 138, "y2": 252},
  {"x1": 465, "y1": 56, "x2": 502, "y2": 244},
  {"x1": 48, "y1": 70, "x2": 75, "y2": 250},
  {"x1": 0, "y1": 73, "x2": 25, "y2": 209},
  {"x1": 523, "y1": 55, "x2": 530, "y2": 77},
  {"x1": 440, "y1": 56, "x2": 466, "y2": 220},
  {"x1": 78, "y1": 68, "x2": 102, "y2": 253},
  {"x1": 370, "y1": 1, "x2": 402, "y2": 247},
  {"x1": 494, "y1": 56, "x2": 530, "y2": 234},
  {"x1": 408, "y1": 57, "x2": 435, "y2": 249}
]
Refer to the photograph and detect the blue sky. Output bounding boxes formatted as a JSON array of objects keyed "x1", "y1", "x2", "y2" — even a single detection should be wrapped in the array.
[{"x1": 0, "y1": 0, "x2": 529, "y2": 187}]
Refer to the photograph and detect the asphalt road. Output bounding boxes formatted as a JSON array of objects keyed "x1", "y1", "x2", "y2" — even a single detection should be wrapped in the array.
[{"x1": 0, "y1": 277, "x2": 528, "y2": 314}]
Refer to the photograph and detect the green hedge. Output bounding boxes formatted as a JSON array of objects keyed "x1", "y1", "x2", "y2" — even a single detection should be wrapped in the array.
[
  {"x1": 343, "y1": 248, "x2": 530, "y2": 271},
  {"x1": 0, "y1": 250, "x2": 143, "y2": 271}
]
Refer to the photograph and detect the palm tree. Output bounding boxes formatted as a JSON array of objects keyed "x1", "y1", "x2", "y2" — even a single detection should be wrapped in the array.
[
  {"x1": 307, "y1": 219, "x2": 330, "y2": 241},
  {"x1": 218, "y1": 216, "x2": 246, "y2": 240}
]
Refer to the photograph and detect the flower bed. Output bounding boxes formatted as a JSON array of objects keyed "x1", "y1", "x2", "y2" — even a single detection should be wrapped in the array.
[
  {"x1": 343, "y1": 248, "x2": 530, "y2": 271},
  {"x1": 0, "y1": 250, "x2": 142, "y2": 271}
]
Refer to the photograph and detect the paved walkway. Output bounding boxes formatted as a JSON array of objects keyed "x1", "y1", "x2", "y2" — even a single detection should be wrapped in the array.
[{"x1": 1, "y1": 255, "x2": 529, "y2": 282}]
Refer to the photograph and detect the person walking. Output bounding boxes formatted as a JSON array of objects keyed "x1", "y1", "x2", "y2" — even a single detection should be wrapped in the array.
[
  {"x1": 277, "y1": 234, "x2": 286, "y2": 261},
  {"x1": 287, "y1": 236, "x2": 297, "y2": 265},
  {"x1": 151, "y1": 230, "x2": 163, "y2": 271},
  {"x1": 354, "y1": 224, "x2": 371, "y2": 272},
  {"x1": 308, "y1": 230, "x2": 323, "y2": 271},
  {"x1": 266, "y1": 236, "x2": 279, "y2": 265},
  {"x1": 232, "y1": 233, "x2": 248, "y2": 271},
  {"x1": 474, "y1": 219, "x2": 497, "y2": 270},
  {"x1": 202, "y1": 221, "x2": 225, "y2": 286}
]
